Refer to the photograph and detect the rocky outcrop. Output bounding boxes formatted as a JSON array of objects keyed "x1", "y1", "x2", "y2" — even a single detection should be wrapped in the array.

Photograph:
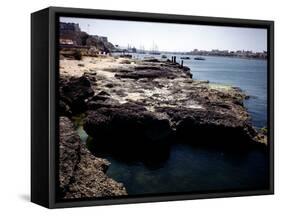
[
  {"x1": 60, "y1": 22, "x2": 86, "y2": 46},
  {"x1": 84, "y1": 101, "x2": 172, "y2": 164},
  {"x1": 59, "y1": 117, "x2": 127, "y2": 199},
  {"x1": 115, "y1": 62, "x2": 192, "y2": 80},
  {"x1": 60, "y1": 22, "x2": 116, "y2": 53},
  {"x1": 80, "y1": 57, "x2": 266, "y2": 148},
  {"x1": 86, "y1": 35, "x2": 115, "y2": 53},
  {"x1": 84, "y1": 95, "x2": 265, "y2": 150},
  {"x1": 84, "y1": 102, "x2": 172, "y2": 145},
  {"x1": 59, "y1": 55, "x2": 266, "y2": 160},
  {"x1": 59, "y1": 73, "x2": 96, "y2": 115},
  {"x1": 157, "y1": 107, "x2": 259, "y2": 148}
]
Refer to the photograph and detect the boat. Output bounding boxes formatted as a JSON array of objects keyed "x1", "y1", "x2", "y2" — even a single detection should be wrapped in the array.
[
  {"x1": 149, "y1": 52, "x2": 161, "y2": 55},
  {"x1": 194, "y1": 57, "x2": 206, "y2": 60},
  {"x1": 180, "y1": 56, "x2": 190, "y2": 60},
  {"x1": 161, "y1": 55, "x2": 167, "y2": 58},
  {"x1": 119, "y1": 54, "x2": 132, "y2": 58}
]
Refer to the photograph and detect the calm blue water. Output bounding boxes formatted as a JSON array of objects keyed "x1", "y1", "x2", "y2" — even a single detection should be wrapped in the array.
[
  {"x1": 87, "y1": 54, "x2": 269, "y2": 196},
  {"x1": 103, "y1": 144, "x2": 268, "y2": 195}
]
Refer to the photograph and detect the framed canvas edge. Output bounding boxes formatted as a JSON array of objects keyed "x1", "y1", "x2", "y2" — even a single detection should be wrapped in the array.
[{"x1": 45, "y1": 6, "x2": 274, "y2": 209}]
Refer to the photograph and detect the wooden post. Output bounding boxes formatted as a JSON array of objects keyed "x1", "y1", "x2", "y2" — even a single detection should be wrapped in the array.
[{"x1": 181, "y1": 60, "x2": 183, "y2": 68}]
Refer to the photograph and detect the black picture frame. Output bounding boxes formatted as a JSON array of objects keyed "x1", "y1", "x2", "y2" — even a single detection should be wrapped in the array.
[{"x1": 31, "y1": 6, "x2": 274, "y2": 209}]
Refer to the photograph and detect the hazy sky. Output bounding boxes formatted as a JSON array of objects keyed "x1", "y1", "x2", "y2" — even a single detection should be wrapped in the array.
[{"x1": 60, "y1": 17, "x2": 267, "y2": 52}]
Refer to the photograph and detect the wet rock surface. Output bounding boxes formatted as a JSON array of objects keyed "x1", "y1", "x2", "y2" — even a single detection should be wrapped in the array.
[{"x1": 59, "y1": 117, "x2": 127, "y2": 199}]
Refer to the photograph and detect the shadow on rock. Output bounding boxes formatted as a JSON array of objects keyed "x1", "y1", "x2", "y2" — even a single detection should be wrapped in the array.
[{"x1": 87, "y1": 138, "x2": 171, "y2": 169}]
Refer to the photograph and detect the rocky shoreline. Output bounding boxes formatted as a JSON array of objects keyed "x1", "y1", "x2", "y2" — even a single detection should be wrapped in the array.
[
  {"x1": 59, "y1": 116, "x2": 127, "y2": 199},
  {"x1": 59, "y1": 54, "x2": 267, "y2": 198}
]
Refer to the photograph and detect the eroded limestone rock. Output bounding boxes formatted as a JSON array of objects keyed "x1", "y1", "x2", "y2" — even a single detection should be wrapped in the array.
[{"x1": 59, "y1": 117, "x2": 127, "y2": 199}]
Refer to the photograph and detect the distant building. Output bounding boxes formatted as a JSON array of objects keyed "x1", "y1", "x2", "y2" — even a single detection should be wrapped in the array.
[
  {"x1": 59, "y1": 39, "x2": 74, "y2": 45},
  {"x1": 184, "y1": 48, "x2": 266, "y2": 59},
  {"x1": 60, "y1": 22, "x2": 81, "y2": 32}
]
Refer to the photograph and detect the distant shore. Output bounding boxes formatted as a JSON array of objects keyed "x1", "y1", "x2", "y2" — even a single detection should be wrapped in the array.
[
  {"x1": 179, "y1": 53, "x2": 267, "y2": 60},
  {"x1": 112, "y1": 51, "x2": 267, "y2": 60}
]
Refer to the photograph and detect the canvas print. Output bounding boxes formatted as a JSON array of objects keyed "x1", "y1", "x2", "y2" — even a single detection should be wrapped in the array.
[{"x1": 58, "y1": 17, "x2": 269, "y2": 200}]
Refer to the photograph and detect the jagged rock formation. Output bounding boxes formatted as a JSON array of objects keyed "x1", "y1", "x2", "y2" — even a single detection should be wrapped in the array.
[
  {"x1": 86, "y1": 35, "x2": 115, "y2": 53},
  {"x1": 114, "y1": 62, "x2": 191, "y2": 79},
  {"x1": 84, "y1": 102, "x2": 172, "y2": 142},
  {"x1": 60, "y1": 22, "x2": 116, "y2": 53},
  {"x1": 59, "y1": 56, "x2": 267, "y2": 149},
  {"x1": 58, "y1": 55, "x2": 268, "y2": 198},
  {"x1": 59, "y1": 73, "x2": 96, "y2": 115},
  {"x1": 59, "y1": 117, "x2": 127, "y2": 199},
  {"x1": 60, "y1": 22, "x2": 87, "y2": 46}
]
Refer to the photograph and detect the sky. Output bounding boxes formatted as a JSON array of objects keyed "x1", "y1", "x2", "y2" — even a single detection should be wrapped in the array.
[{"x1": 60, "y1": 17, "x2": 267, "y2": 52}]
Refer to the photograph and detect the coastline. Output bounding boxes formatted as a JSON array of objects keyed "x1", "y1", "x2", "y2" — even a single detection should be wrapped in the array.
[
  {"x1": 113, "y1": 52, "x2": 267, "y2": 61},
  {"x1": 170, "y1": 53, "x2": 267, "y2": 60},
  {"x1": 59, "y1": 53, "x2": 268, "y2": 198}
]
